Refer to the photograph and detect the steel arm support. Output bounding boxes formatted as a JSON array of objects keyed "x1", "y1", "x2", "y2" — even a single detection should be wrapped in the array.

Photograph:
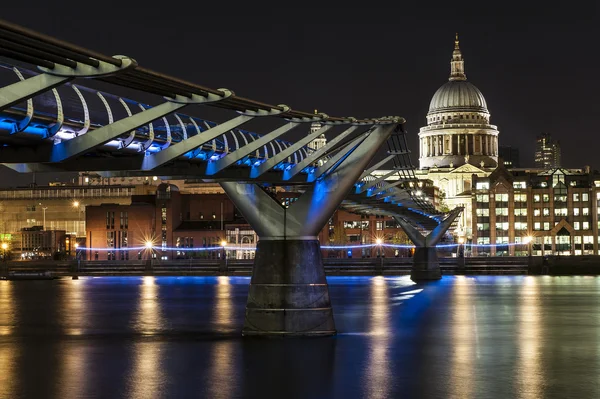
[
  {"x1": 251, "y1": 124, "x2": 333, "y2": 178},
  {"x1": 358, "y1": 154, "x2": 396, "y2": 180},
  {"x1": 50, "y1": 101, "x2": 187, "y2": 162},
  {"x1": 283, "y1": 125, "x2": 359, "y2": 180},
  {"x1": 206, "y1": 122, "x2": 299, "y2": 175},
  {"x1": 0, "y1": 73, "x2": 71, "y2": 112},
  {"x1": 306, "y1": 131, "x2": 370, "y2": 182},
  {"x1": 395, "y1": 206, "x2": 463, "y2": 248},
  {"x1": 142, "y1": 114, "x2": 252, "y2": 170}
]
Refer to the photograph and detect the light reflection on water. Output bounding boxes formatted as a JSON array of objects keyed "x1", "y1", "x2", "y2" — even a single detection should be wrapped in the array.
[
  {"x1": 134, "y1": 276, "x2": 163, "y2": 335},
  {"x1": 207, "y1": 276, "x2": 235, "y2": 399},
  {"x1": 449, "y1": 276, "x2": 476, "y2": 399},
  {"x1": 364, "y1": 276, "x2": 391, "y2": 399},
  {"x1": 0, "y1": 280, "x2": 13, "y2": 336},
  {"x1": 0, "y1": 276, "x2": 599, "y2": 398}
]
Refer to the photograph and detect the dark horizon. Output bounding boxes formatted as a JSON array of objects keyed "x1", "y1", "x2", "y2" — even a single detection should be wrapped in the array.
[{"x1": 0, "y1": 2, "x2": 598, "y2": 186}]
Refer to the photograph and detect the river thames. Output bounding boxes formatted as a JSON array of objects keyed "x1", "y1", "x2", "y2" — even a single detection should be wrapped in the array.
[{"x1": 1, "y1": 275, "x2": 599, "y2": 398}]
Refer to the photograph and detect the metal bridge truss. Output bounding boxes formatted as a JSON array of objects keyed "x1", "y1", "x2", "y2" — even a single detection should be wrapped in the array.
[{"x1": 0, "y1": 19, "x2": 444, "y2": 230}]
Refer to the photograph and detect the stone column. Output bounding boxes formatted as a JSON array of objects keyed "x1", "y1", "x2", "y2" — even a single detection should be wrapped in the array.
[
  {"x1": 465, "y1": 134, "x2": 469, "y2": 155},
  {"x1": 442, "y1": 135, "x2": 446, "y2": 155}
]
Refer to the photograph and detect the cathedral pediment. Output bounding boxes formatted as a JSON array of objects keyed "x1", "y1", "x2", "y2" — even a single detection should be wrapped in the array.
[{"x1": 449, "y1": 163, "x2": 485, "y2": 174}]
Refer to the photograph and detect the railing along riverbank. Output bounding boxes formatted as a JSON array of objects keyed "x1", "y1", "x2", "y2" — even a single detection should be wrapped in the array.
[{"x1": 3, "y1": 256, "x2": 600, "y2": 278}]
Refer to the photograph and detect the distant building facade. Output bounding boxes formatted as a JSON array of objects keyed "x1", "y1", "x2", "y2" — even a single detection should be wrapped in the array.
[
  {"x1": 9, "y1": 226, "x2": 72, "y2": 260},
  {"x1": 534, "y1": 133, "x2": 561, "y2": 169},
  {"x1": 471, "y1": 166, "x2": 600, "y2": 256},
  {"x1": 84, "y1": 183, "x2": 412, "y2": 261},
  {"x1": 499, "y1": 145, "x2": 520, "y2": 168}
]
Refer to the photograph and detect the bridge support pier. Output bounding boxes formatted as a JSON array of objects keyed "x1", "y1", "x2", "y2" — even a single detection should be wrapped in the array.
[
  {"x1": 395, "y1": 207, "x2": 462, "y2": 282},
  {"x1": 221, "y1": 122, "x2": 399, "y2": 336}
]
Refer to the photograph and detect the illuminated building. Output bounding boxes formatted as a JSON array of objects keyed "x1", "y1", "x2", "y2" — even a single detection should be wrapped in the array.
[
  {"x1": 534, "y1": 133, "x2": 561, "y2": 169},
  {"x1": 472, "y1": 166, "x2": 600, "y2": 256}
]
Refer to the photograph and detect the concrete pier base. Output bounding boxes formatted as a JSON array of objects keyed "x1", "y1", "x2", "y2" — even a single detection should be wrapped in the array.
[
  {"x1": 411, "y1": 247, "x2": 442, "y2": 281},
  {"x1": 242, "y1": 239, "x2": 336, "y2": 337}
]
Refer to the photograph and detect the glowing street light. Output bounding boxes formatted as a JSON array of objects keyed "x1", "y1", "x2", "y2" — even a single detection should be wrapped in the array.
[
  {"x1": 1, "y1": 242, "x2": 7, "y2": 262},
  {"x1": 221, "y1": 240, "x2": 227, "y2": 247},
  {"x1": 375, "y1": 238, "x2": 383, "y2": 245},
  {"x1": 145, "y1": 241, "x2": 154, "y2": 249},
  {"x1": 523, "y1": 235, "x2": 533, "y2": 259}
]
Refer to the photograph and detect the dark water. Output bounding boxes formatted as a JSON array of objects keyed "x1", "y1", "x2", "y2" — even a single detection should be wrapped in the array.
[{"x1": 1, "y1": 275, "x2": 599, "y2": 398}]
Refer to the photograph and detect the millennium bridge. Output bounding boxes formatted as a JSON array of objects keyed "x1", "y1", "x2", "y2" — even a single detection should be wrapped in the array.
[{"x1": 0, "y1": 19, "x2": 461, "y2": 335}]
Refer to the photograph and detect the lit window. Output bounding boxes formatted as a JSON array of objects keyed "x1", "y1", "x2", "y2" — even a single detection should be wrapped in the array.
[
  {"x1": 514, "y1": 194, "x2": 527, "y2": 202},
  {"x1": 573, "y1": 193, "x2": 580, "y2": 202},
  {"x1": 476, "y1": 182, "x2": 489, "y2": 190},
  {"x1": 476, "y1": 194, "x2": 489, "y2": 203},
  {"x1": 496, "y1": 208, "x2": 508, "y2": 216},
  {"x1": 574, "y1": 222, "x2": 580, "y2": 230},
  {"x1": 513, "y1": 182, "x2": 527, "y2": 189},
  {"x1": 543, "y1": 222, "x2": 550, "y2": 231},
  {"x1": 495, "y1": 193, "x2": 509, "y2": 202},
  {"x1": 583, "y1": 193, "x2": 589, "y2": 202},
  {"x1": 583, "y1": 208, "x2": 589, "y2": 216},
  {"x1": 514, "y1": 208, "x2": 527, "y2": 216},
  {"x1": 583, "y1": 222, "x2": 590, "y2": 230},
  {"x1": 554, "y1": 208, "x2": 567, "y2": 216},
  {"x1": 543, "y1": 208, "x2": 550, "y2": 216},
  {"x1": 574, "y1": 208, "x2": 580, "y2": 216},
  {"x1": 534, "y1": 209, "x2": 541, "y2": 216},
  {"x1": 543, "y1": 194, "x2": 550, "y2": 202},
  {"x1": 533, "y1": 195, "x2": 541, "y2": 203},
  {"x1": 515, "y1": 222, "x2": 528, "y2": 230},
  {"x1": 476, "y1": 209, "x2": 489, "y2": 217},
  {"x1": 534, "y1": 222, "x2": 541, "y2": 230}
]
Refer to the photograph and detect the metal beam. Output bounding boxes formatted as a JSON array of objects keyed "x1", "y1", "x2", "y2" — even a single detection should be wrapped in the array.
[
  {"x1": 307, "y1": 131, "x2": 370, "y2": 182},
  {"x1": 283, "y1": 125, "x2": 359, "y2": 180},
  {"x1": 363, "y1": 178, "x2": 409, "y2": 195},
  {"x1": 285, "y1": 124, "x2": 397, "y2": 238},
  {"x1": 251, "y1": 124, "x2": 333, "y2": 178},
  {"x1": 141, "y1": 114, "x2": 253, "y2": 170},
  {"x1": 0, "y1": 73, "x2": 71, "y2": 112},
  {"x1": 50, "y1": 101, "x2": 187, "y2": 162},
  {"x1": 358, "y1": 154, "x2": 396, "y2": 180},
  {"x1": 205, "y1": 122, "x2": 299, "y2": 175}
]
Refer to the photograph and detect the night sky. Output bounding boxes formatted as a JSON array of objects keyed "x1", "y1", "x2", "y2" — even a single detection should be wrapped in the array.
[{"x1": 1, "y1": 2, "x2": 599, "y2": 186}]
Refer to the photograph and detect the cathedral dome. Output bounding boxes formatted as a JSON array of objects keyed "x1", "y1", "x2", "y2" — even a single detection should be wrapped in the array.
[{"x1": 428, "y1": 80, "x2": 488, "y2": 114}]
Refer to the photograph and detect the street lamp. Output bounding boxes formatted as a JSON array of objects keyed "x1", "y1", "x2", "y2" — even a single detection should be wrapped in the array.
[
  {"x1": 1, "y1": 242, "x2": 7, "y2": 261},
  {"x1": 42, "y1": 206, "x2": 48, "y2": 230},
  {"x1": 220, "y1": 240, "x2": 228, "y2": 274},
  {"x1": 72, "y1": 201, "x2": 83, "y2": 237},
  {"x1": 523, "y1": 236, "x2": 533, "y2": 257}
]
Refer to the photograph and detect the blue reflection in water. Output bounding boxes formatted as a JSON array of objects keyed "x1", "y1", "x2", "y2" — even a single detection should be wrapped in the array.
[{"x1": 0, "y1": 276, "x2": 599, "y2": 398}]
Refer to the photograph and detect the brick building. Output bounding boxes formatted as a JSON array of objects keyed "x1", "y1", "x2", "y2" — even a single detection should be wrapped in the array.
[
  {"x1": 472, "y1": 166, "x2": 600, "y2": 256},
  {"x1": 85, "y1": 183, "x2": 414, "y2": 261}
]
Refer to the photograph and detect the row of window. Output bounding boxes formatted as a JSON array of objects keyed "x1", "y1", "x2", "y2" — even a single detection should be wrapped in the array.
[
  {"x1": 478, "y1": 207, "x2": 592, "y2": 217},
  {"x1": 477, "y1": 236, "x2": 596, "y2": 245},
  {"x1": 477, "y1": 192, "x2": 595, "y2": 203},
  {"x1": 477, "y1": 221, "x2": 597, "y2": 232},
  {"x1": 106, "y1": 212, "x2": 128, "y2": 230}
]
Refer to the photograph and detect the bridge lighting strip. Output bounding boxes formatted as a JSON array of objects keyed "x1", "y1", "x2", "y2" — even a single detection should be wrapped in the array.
[{"x1": 77, "y1": 242, "x2": 528, "y2": 252}]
